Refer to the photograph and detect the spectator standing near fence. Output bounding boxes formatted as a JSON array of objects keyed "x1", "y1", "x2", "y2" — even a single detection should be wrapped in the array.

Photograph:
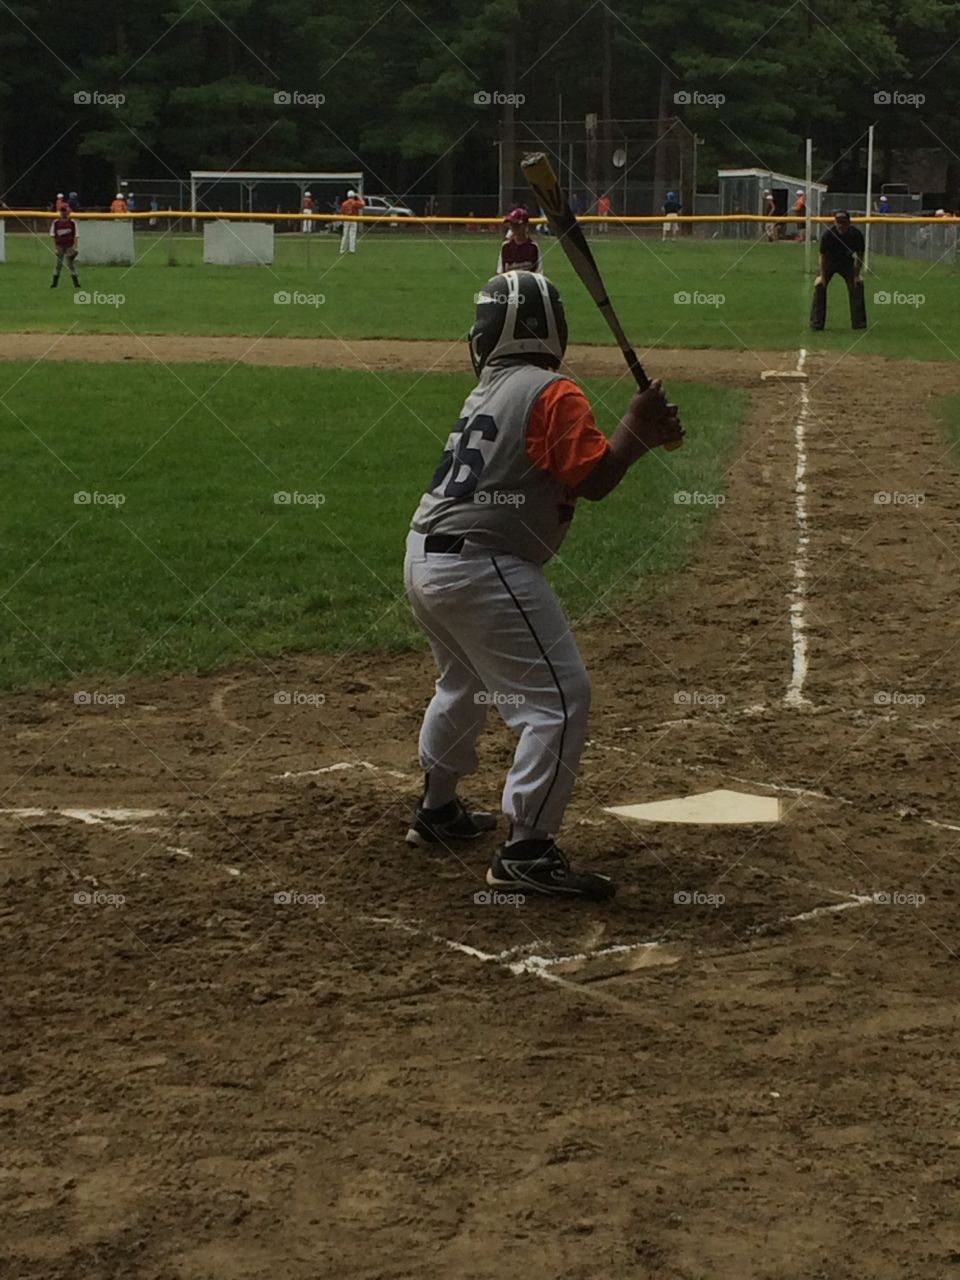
[
  {"x1": 792, "y1": 189, "x2": 806, "y2": 239},
  {"x1": 762, "y1": 189, "x2": 777, "y2": 241},
  {"x1": 110, "y1": 193, "x2": 127, "y2": 215},
  {"x1": 662, "y1": 189, "x2": 681, "y2": 240},
  {"x1": 301, "y1": 191, "x2": 314, "y2": 234},
  {"x1": 596, "y1": 192, "x2": 612, "y2": 234}
]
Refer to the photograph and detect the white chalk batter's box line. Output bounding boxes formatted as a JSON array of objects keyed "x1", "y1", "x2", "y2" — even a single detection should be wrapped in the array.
[
  {"x1": 0, "y1": 807, "x2": 218, "y2": 869},
  {"x1": 0, "y1": 800, "x2": 938, "y2": 990},
  {"x1": 364, "y1": 875, "x2": 877, "y2": 992}
]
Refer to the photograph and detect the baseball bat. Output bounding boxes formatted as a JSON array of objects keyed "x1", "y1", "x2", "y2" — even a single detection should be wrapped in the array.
[{"x1": 520, "y1": 151, "x2": 682, "y2": 450}]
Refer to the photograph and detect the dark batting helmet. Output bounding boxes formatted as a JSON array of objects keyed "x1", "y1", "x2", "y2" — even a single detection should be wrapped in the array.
[{"x1": 468, "y1": 271, "x2": 568, "y2": 375}]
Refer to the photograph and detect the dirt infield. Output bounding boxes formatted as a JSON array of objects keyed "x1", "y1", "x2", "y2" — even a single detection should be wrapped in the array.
[
  {"x1": 0, "y1": 329, "x2": 914, "y2": 387},
  {"x1": 3, "y1": 345, "x2": 960, "y2": 1278}
]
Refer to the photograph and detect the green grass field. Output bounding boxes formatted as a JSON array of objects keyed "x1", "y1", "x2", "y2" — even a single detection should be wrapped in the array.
[
  {"x1": 3, "y1": 231, "x2": 957, "y2": 361},
  {"x1": 0, "y1": 362, "x2": 745, "y2": 689},
  {"x1": 5, "y1": 227, "x2": 955, "y2": 691}
]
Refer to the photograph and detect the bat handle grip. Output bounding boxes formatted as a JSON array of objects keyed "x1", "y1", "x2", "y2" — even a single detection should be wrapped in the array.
[
  {"x1": 624, "y1": 345, "x2": 683, "y2": 452},
  {"x1": 624, "y1": 347, "x2": 650, "y2": 391}
]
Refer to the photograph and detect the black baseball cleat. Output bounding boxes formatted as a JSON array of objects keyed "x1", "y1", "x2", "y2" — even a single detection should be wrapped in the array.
[
  {"x1": 487, "y1": 839, "x2": 617, "y2": 901},
  {"x1": 50, "y1": 278, "x2": 58, "y2": 289},
  {"x1": 405, "y1": 797, "x2": 497, "y2": 847}
]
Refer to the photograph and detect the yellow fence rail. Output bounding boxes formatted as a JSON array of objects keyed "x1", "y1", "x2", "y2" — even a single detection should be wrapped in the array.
[{"x1": 2, "y1": 210, "x2": 958, "y2": 226}]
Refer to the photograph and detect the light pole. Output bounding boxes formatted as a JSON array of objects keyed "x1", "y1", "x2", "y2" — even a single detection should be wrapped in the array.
[{"x1": 692, "y1": 135, "x2": 704, "y2": 215}]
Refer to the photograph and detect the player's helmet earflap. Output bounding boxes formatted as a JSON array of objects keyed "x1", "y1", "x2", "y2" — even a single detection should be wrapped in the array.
[{"x1": 468, "y1": 272, "x2": 568, "y2": 375}]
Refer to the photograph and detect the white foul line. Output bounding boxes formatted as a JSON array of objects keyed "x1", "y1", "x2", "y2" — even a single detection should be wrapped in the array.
[{"x1": 785, "y1": 347, "x2": 812, "y2": 708}]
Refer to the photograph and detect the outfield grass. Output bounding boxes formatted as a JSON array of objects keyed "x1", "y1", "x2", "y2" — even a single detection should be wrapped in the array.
[
  {"x1": 0, "y1": 362, "x2": 744, "y2": 689},
  {"x1": 2, "y1": 231, "x2": 957, "y2": 362}
]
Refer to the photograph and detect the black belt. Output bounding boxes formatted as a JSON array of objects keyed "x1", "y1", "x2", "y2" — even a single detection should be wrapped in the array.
[{"x1": 424, "y1": 534, "x2": 466, "y2": 554}]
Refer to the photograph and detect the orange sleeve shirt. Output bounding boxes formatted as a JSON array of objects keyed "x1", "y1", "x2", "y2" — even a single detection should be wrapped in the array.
[
  {"x1": 340, "y1": 196, "x2": 365, "y2": 216},
  {"x1": 525, "y1": 378, "x2": 609, "y2": 490}
]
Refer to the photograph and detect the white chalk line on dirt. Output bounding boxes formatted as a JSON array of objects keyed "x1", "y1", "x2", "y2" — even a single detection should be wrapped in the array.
[
  {"x1": 0, "y1": 806, "x2": 162, "y2": 824},
  {"x1": 364, "y1": 914, "x2": 663, "y2": 974},
  {"x1": 273, "y1": 761, "x2": 415, "y2": 782},
  {"x1": 0, "y1": 806, "x2": 200, "y2": 865},
  {"x1": 785, "y1": 346, "x2": 812, "y2": 709},
  {"x1": 365, "y1": 871, "x2": 876, "y2": 995}
]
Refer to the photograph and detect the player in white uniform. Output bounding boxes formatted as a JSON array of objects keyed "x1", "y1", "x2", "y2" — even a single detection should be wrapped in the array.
[{"x1": 404, "y1": 272, "x2": 682, "y2": 899}]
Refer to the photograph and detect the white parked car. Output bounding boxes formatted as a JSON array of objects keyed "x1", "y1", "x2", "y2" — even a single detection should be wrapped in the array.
[{"x1": 358, "y1": 195, "x2": 415, "y2": 221}]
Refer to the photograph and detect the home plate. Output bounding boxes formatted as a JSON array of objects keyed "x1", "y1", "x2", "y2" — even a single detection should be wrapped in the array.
[{"x1": 607, "y1": 789, "x2": 780, "y2": 825}]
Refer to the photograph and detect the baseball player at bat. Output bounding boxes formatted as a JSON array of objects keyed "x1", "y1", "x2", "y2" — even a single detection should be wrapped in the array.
[{"x1": 403, "y1": 271, "x2": 681, "y2": 900}]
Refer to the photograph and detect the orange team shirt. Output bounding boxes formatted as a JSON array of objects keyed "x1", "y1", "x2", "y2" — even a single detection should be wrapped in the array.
[
  {"x1": 340, "y1": 196, "x2": 365, "y2": 216},
  {"x1": 597, "y1": 197, "x2": 611, "y2": 215},
  {"x1": 525, "y1": 379, "x2": 609, "y2": 490},
  {"x1": 110, "y1": 198, "x2": 127, "y2": 213}
]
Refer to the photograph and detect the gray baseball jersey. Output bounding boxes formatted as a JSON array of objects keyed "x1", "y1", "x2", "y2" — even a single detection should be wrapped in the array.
[{"x1": 411, "y1": 359, "x2": 578, "y2": 566}]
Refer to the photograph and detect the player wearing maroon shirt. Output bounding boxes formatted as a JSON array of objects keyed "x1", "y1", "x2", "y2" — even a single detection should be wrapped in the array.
[
  {"x1": 497, "y1": 207, "x2": 540, "y2": 274},
  {"x1": 50, "y1": 205, "x2": 80, "y2": 289}
]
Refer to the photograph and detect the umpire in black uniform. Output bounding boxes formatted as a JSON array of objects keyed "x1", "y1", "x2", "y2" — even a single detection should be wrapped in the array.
[{"x1": 810, "y1": 210, "x2": 867, "y2": 330}]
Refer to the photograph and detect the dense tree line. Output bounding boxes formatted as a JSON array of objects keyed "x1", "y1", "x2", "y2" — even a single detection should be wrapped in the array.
[{"x1": 0, "y1": 0, "x2": 957, "y2": 209}]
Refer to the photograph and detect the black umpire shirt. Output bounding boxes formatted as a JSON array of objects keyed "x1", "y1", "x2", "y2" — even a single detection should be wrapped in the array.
[{"x1": 820, "y1": 224, "x2": 865, "y2": 271}]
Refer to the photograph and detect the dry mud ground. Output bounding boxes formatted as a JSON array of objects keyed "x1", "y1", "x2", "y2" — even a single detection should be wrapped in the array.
[{"x1": 3, "y1": 341, "x2": 960, "y2": 1279}]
